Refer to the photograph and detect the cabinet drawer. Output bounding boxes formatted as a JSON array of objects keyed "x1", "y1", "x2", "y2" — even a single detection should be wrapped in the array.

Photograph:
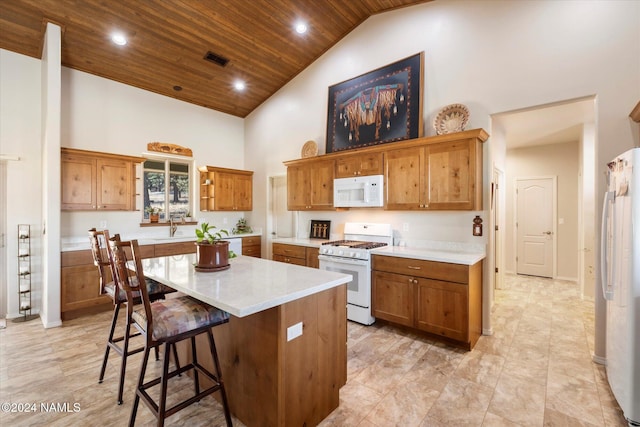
[
  {"x1": 242, "y1": 236, "x2": 261, "y2": 258},
  {"x1": 242, "y1": 236, "x2": 261, "y2": 246},
  {"x1": 372, "y1": 255, "x2": 469, "y2": 284},
  {"x1": 273, "y1": 254, "x2": 306, "y2": 266},
  {"x1": 242, "y1": 245, "x2": 261, "y2": 258},
  {"x1": 154, "y1": 241, "x2": 196, "y2": 257},
  {"x1": 272, "y1": 243, "x2": 306, "y2": 259},
  {"x1": 62, "y1": 250, "x2": 95, "y2": 267}
]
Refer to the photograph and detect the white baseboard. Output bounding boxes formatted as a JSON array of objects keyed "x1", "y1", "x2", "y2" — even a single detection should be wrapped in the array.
[
  {"x1": 482, "y1": 328, "x2": 493, "y2": 336},
  {"x1": 592, "y1": 354, "x2": 607, "y2": 365},
  {"x1": 556, "y1": 276, "x2": 578, "y2": 282}
]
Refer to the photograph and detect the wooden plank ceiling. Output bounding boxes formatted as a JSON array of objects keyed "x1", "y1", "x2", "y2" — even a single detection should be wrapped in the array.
[{"x1": 0, "y1": 0, "x2": 430, "y2": 118}]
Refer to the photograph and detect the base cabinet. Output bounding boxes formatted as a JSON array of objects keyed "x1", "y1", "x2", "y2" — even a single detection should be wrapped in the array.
[
  {"x1": 372, "y1": 254, "x2": 482, "y2": 349},
  {"x1": 372, "y1": 271, "x2": 414, "y2": 326},
  {"x1": 61, "y1": 241, "x2": 189, "y2": 320},
  {"x1": 241, "y1": 236, "x2": 261, "y2": 258},
  {"x1": 272, "y1": 243, "x2": 319, "y2": 268},
  {"x1": 415, "y1": 279, "x2": 468, "y2": 342}
]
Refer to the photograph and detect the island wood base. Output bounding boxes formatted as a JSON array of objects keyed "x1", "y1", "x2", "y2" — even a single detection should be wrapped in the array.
[{"x1": 179, "y1": 284, "x2": 347, "y2": 426}]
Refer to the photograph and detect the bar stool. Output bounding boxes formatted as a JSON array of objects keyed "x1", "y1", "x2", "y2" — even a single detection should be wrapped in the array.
[
  {"x1": 108, "y1": 237, "x2": 232, "y2": 427},
  {"x1": 88, "y1": 228, "x2": 177, "y2": 405}
]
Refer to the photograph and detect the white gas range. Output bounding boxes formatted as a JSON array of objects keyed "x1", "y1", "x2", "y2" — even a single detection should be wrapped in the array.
[{"x1": 318, "y1": 223, "x2": 393, "y2": 325}]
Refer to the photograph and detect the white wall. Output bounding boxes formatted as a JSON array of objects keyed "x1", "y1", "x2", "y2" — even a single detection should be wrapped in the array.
[
  {"x1": 0, "y1": 50, "x2": 43, "y2": 319},
  {"x1": 1, "y1": 48, "x2": 246, "y2": 319},
  {"x1": 505, "y1": 141, "x2": 580, "y2": 280},
  {"x1": 244, "y1": 0, "x2": 639, "y2": 356},
  {"x1": 60, "y1": 68, "x2": 246, "y2": 238},
  {"x1": 41, "y1": 22, "x2": 62, "y2": 327}
]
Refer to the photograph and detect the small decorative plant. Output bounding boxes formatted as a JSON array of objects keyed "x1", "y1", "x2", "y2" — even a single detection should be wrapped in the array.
[
  {"x1": 145, "y1": 206, "x2": 162, "y2": 222},
  {"x1": 145, "y1": 206, "x2": 162, "y2": 215},
  {"x1": 195, "y1": 222, "x2": 229, "y2": 244},
  {"x1": 232, "y1": 218, "x2": 252, "y2": 234}
]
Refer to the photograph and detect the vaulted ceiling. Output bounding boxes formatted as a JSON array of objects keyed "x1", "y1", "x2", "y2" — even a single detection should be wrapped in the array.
[{"x1": 0, "y1": 0, "x2": 431, "y2": 118}]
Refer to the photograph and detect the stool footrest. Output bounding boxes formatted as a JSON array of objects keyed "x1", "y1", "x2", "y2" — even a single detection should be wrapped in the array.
[{"x1": 137, "y1": 361, "x2": 223, "y2": 419}]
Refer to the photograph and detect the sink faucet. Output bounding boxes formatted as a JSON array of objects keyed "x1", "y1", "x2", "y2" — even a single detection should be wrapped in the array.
[{"x1": 170, "y1": 216, "x2": 178, "y2": 237}]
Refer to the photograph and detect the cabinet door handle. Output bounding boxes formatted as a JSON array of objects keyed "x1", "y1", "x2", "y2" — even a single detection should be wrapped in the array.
[{"x1": 407, "y1": 265, "x2": 421, "y2": 270}]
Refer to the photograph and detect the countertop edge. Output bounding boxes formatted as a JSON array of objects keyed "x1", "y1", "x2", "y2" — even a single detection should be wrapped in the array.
[{"x1": 371, "y1": 247, "x2": 486, "y2": 265}]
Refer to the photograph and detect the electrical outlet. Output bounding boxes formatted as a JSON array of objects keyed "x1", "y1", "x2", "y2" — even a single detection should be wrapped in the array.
[
  {"x1": 403, "y1": 222, "x2": 409, "y2": 232},
  {"x1": 223, "y1": 218, "x2": 228, "y2": 224},
  {"x1": 99, "y1": 220, "x2": 107, "y2": 229},
  {"x1": 287, "y1": 322, "x2": 303, "y2": 341}
]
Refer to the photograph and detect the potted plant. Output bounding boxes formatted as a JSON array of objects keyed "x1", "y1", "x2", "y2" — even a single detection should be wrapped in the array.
[
  {"x1": 184, "y1": 210, "x2": 193, "y2": 222},
  {"x1": 232, "y1": 217, "x2": 252, "y2": 234},
  {"x1": 145, "y1": 206, "x2": 162, "y2": 223},
  {"x1": 194, "y1": 222, "x2": 230, "y2": 271}
]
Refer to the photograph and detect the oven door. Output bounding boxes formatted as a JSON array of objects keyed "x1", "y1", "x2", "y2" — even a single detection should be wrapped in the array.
[{"x1": 318, "y1": 255, "x2": 370, "y2": 308}]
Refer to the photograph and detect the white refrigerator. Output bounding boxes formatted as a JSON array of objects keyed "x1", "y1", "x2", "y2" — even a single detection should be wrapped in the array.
[{"x1": 601, "y1": 147, "x2": 640, "y2": 426}]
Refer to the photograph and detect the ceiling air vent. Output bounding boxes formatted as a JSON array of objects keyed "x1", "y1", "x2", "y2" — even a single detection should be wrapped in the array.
[{"x1": 204, "y1": 51, "x2": 229, "y2": 67}]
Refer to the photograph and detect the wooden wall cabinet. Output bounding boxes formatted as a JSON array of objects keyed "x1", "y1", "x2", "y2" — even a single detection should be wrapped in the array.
[
  {"x1": 272, "y1": 243, "x2": 319, "y2": 268},
  {"x1": 335, "y1": 152, "x2": 383, "y2": 178},
  {"x1": 199, "y1": 166, "x2": 253, "y2": 212},
  {"x1": 283, "y1": 129, "x2": 488, "y2": 211},
  {"x1": 61, "y1": 148, "x2": 145, "y2": 211},
  {"x1": 372, "y1": 254, "x2": 482, "y2": 349},
  {"x1": 285, "y1": 159, "x2": 334, "y2": 210},
  {"x1": 385, "y1": 136, "x2": 484, "y2": 210},
  {"x1": 241, "y1": 236, "x2": 261, "y2": 258}
]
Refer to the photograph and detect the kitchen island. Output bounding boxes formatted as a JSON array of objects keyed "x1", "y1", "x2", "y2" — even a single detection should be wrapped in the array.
[{"x1": 137, "y1": 254, "x2": 351, "y2": 427}]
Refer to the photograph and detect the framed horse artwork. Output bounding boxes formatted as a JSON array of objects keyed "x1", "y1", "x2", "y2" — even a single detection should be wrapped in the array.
[{"x1": 325, "y1": 52, "x2": 424, "y2": 153}]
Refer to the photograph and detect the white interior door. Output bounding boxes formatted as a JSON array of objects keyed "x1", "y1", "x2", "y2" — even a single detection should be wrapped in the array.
[
  {"x1": 516, "y1": 177, "x2": 555, "y2": 278},
  {"x1": 268, "y1": 175, "x2": 295, "y2": 258},
  {"x1": 492, "y1": 169, "x2": 503, "y2": 290}
]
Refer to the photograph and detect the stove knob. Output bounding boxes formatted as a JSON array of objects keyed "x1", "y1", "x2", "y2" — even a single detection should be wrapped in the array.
[
  {"x1": 321, "y1": 247, "x2": 328, "y2": 254},
  {"x1": 350, "y1": 252, "x2": 357, "y2": 258},
  {"x1": 327, "y1": 249, "x2": 333, "y2": 255},
  {"x1": 338, "y1": 250, "x2": 344, "y2": 256}
]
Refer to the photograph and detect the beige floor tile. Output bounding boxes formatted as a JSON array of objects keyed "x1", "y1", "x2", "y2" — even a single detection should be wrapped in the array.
[
  {"x1": 488, "y1": 373, "x2": 546, "y2": 426},
  {"x1": 0, "y1": 273, "x2": 626, "y2": 426},
  {"x1": 422, "y1": 376, "x2": 494, "y2": 426},
  {"x1": 545, "y1": 372, "x2": 604, "y2": 426}
]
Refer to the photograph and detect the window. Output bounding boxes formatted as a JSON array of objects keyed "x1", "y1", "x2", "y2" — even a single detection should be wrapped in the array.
[{"x1": 143, "y1": 158, "x2": 191, "y2": 220}]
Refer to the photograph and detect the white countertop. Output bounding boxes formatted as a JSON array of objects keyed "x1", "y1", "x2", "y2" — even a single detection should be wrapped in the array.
[
  {"x1": 273, "y1": 237, "x2": 485, "y2": 266},
  {"x1": 271, "y1": 237, "x2": 330, "y2": 248},
  {"x1": 136, "y1": 254, "x2": 352, "y2": 318},
  {"x1": 61, "y1": 232, "x2": 262, "y2": 252},
  {"x1": 371, "y1": 246, "x2": 485, "y2": 265}
]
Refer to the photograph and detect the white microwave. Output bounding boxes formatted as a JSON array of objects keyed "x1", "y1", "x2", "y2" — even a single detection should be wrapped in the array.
[{"x1": 333, "y1": 175, "x2": 384, "y2": 208}]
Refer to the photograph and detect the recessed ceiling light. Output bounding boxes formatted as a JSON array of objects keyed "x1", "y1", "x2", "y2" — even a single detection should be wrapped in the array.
[
  {"x1": 295, "y1": 22, "x2": 308, "y2": 34},
  {"x1": 234, "y1": 81, "x2": 245, "y2": 91},
  {"x1": 111, "y1": 33, "x2": 127, "y2": 46}
]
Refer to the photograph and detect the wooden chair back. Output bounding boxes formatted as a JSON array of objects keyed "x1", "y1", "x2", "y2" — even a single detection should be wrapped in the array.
[
  {"x1": 108, "y1": 238, "x2": 154, "y2": 336},
  {"x1": 88, "y1": 228, "x2": 113, "y2": 296}
]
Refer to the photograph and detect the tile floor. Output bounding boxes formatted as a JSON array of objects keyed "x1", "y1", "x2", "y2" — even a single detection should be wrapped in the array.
[{"x1": 0, "y1": 274, "x2": 628, "y2": 426}]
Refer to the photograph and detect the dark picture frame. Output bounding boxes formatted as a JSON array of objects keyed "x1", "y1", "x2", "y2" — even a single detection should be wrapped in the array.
[
  {"x1": 309, "y1": 220, "x2": 331, "y2": 239},
  {"x1": 326, "y1": 52, "x2": 424, "y2": 153}
]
